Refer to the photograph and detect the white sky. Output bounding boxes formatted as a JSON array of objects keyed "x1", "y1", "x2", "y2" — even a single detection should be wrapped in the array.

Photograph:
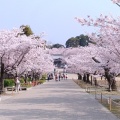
[{"x1": 0, "y1": 0, "x2": 120, "y2": 45}]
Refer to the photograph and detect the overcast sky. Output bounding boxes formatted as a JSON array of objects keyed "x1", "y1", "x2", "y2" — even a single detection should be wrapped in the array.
[{"x1": 0, "y1": 0, "x2": 120, "y2": 45}]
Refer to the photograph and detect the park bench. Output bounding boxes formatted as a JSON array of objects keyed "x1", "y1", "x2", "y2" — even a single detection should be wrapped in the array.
[{"x1": 6, "y1": 86, "x2": 27, "y2": 91}]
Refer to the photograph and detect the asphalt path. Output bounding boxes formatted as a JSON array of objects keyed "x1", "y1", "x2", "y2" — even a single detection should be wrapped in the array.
[{"x1": 0, "y1": 79, "x2": 119, "y2": 120}]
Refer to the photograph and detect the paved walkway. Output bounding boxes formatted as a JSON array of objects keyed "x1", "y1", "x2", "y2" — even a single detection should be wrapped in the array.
[{"x1": 0, "y1": 79, "x2": 119, "y2": 120}]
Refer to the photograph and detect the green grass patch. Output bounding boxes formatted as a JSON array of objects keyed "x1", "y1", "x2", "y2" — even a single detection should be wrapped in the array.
[
  {"x1": 39, "y1": 79, "x2": 46, "y2": 84},
  {"x1": 21, "y1": 83, "x2": 32, "y2": 88},
  {"x1": 4, "y1": 79, "x2": 15, "y2": 87}
]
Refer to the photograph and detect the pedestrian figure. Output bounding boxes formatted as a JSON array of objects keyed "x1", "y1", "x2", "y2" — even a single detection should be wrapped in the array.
[
  {"x1": 61, "y1": 74, "x2": 63, "y2": 80},
  {"x1": 47, "y1": 74, "x2": 50, "y2": 82},
  {"x1": 59, "y1": 73, "x2": 61, "y2": 81},
  {"x1": 51, "y1": 73, "x2": 53, "y2": 79},
  {"x1": 54, "y1": 68, "x2": 56, "y2": 76},
  {"x1": 15, "y1": 77, "x2": 21, "y2": 92},
  {"x1": 63, "y1": 73, "x2": 65, "y2": 80},
  {"x1": 66, "y1": 74, "x2": 67, "y2": 80},
  {"x1": 55, "y1": 74, "x2": 58, "y2": 81}
]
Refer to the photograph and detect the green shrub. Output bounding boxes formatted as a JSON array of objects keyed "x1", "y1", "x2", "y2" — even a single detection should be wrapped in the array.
[
  {"x1": 21, "y1": 83, "x2": 32, "y2": 88},
  {"x1": 40, "y1": 74, "x2": 47, "y2": 80},
  {"x1": 4, "y1": 79, "x2": 15, "y2": 87},
  {"x1": 39, "y1": 79, "x2": 46, "y2": 84},
  {"x1": 20, "y1": 78, "x2": 25, "y2": 83},
  {"x1": 38, "y1": 74, "x2": 46, "y2": 84},
  {"x1": 27, "y1": 77, "x2": 32, "y2": 82}
]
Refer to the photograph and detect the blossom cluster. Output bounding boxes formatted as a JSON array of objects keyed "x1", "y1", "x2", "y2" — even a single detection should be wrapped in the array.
[{"x1": 0, "y1": 28, "x2": 54, "y2": 77}]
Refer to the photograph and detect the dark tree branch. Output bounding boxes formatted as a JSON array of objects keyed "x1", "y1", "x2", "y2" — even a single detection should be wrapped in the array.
[{"x1": 116, "y1": 3, "x2": 120, "y2": 7}]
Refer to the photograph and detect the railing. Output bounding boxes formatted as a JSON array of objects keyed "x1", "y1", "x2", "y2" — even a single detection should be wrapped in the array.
[
  {"x1": 74, "y1": 79, "x2": 120, "y2": 118},
  {"x1": 85, "y1": 86, "x2": 120, "y2": 117}
]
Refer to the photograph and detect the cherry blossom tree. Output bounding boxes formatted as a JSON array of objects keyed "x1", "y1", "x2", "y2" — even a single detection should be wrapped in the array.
[
  {"x1": 112, "y1": 0, "x2": 120, "y2": 3},
  {"x1": 0, "y1": 28, "x2": 31, "y2": 91},
  {"x1": 73, "y1": 1, "x2": 120, "y2": 90},
  {"x1": 10, "y1": 46, "x2": 54, "y2": 82},
  {"x1": 112, "y1": 0, "x2": 120, "y2": 6},
  {"x1": 0, "y1": 28, "x2": 54, "y2": 91},
  {"x1": 48, "y1": 48, "x2": 66, "y2": 55},
  {"x1": 62, "y1": 47, "x2": 103, "y2": 79}
]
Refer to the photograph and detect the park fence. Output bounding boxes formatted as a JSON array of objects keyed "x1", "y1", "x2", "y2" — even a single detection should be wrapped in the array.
[{"x1": 85, "y1": 86, "x2": 120, "y2": 118}]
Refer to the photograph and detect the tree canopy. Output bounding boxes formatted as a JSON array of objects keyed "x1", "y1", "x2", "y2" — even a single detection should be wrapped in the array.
[
  {"x1": 20, "y1": 25, "x2": 33, "y2": 36},
  {"x1": 52, "y1": 43, "x2": 65, "y2": 48},
  {"x1": 65, "y1": 34, "x2": 91, "y2": 48}
]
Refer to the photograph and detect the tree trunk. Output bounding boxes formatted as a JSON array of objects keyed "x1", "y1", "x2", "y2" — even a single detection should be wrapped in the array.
[
  {"x1": 24, "y1": 74, "x2": 27, "y2": 83},
  {"x1": 91, "y1": 75, "x2": 93, "y2": 85},
  {"x1": 0, "y1": 63, "x2": 4, "y2": 93},
  {"x1": 83, "y1": 73, "x2": 86, "y2": 82},
  {"x1": 86, "y1": 73, "x2": 90, "y2": 83},
  {"x1": 104, "y1": 68, "x2": 117, "y2": 91},
  {"x1": 77, "y1": 73, "x2": 82, "y2": 80},
  {"x1": 32, "y1": 72, "x2": 35, "y2": 81},
  {"x1": 111, "y1": 79, "x2": 117, "y2": 91}
]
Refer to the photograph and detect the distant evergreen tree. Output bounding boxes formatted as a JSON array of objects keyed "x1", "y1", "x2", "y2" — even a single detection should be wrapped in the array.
[
  {"x1": 52, "y1": 43, "x2": 64, "y2": 48},
  {"x1": 66, "y1": 37, "x2": 79, "y2": 48},
  {"x1": 66, "y1": 34, "x2": 94, "y2": 48},
  {"x1": 20, "y1": 25, "x2": 33, "y2": 36}
]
